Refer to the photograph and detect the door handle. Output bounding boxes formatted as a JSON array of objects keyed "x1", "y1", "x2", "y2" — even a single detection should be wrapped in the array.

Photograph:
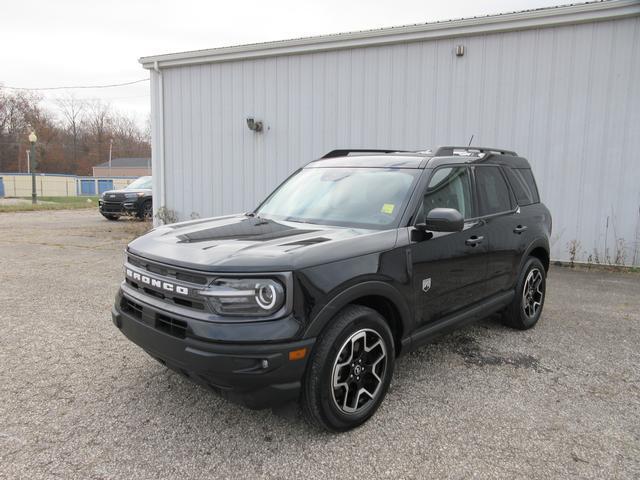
[
  {"x1": 513, "y1": 225, "x2": 528, "y2": 234},
  {"x1": 465, "y1": 235, "x2": 484, "y2": 246}
]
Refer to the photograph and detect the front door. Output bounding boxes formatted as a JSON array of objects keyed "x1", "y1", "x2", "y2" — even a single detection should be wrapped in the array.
[{"x1": 410, "y1": 165, "x2": 489, "y2": 326}]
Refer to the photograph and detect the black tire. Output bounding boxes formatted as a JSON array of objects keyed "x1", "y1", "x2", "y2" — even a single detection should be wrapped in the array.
[
  {"x1": 101, "y1": 213, "x2": 120, "y2": 221},
  {"x1": 301, "y1": 305, "x2": 395, "y2": 432},
  {"x1": 138, "y1": 200, "x2": 152, "y2": 220},
  {"x1": 502, "y1": 257, "x2": 546, "y2": 330}
]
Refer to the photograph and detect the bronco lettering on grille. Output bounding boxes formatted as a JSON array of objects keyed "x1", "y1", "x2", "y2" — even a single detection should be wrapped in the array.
[{"x1": 125, "y1": 268, "x2": 189, "y2": 295}]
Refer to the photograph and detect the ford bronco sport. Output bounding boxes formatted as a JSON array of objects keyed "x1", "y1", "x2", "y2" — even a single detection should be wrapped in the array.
[{"x1": 112, "y1": 146, "x2": 551, "y2": 431}]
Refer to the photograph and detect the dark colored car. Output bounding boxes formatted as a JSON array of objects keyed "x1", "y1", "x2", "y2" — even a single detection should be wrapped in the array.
[
  {"x1": 99, "y1": 176, "x2": 152, "y2": 221},
  {"x1": 112, "y1": 146, "x2": 551, "y2": 431}
]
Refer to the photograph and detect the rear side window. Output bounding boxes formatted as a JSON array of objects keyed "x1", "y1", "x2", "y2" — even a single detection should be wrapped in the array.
[
  {"x1": 504, "y1": 168, "x2": 540, "y2": 205},
  {"x1": 474, "y1": 166, "x2": 513, "y2": 216}
]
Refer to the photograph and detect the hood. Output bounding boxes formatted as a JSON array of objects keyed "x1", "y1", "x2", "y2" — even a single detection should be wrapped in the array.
[
  {"x1": 127, "y1": 214, "x2": 399, "y2": 272},
  {"x1": 103, "y1": 188, "x2": 152, "y2": 196}
]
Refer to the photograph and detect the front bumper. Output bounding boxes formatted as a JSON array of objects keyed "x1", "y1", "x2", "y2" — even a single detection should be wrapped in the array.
[
  {"x1": 99, "y1": 199, "x2": 141, "y2": 215},
  {"x1": 112, "y1": 291, "x2": 314, "y2": 409}
]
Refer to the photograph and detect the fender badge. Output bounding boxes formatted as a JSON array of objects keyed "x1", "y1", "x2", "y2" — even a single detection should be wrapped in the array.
[{"x1": 422, "y1": 278, "x2": 431, "y2": 293}]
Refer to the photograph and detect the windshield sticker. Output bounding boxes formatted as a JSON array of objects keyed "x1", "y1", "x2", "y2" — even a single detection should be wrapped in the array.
[{"x1": 381, "y1": 203, "x2": 395, "y2": 215}]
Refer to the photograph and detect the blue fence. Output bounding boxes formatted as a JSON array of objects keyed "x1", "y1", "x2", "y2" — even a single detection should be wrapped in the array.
[{"x1": 0, "y1": 177, "x2": 4, "y2": 198}]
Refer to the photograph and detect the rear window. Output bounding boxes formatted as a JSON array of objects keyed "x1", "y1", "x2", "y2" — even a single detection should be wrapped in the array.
[{"x1": 504, "y1": 168, "x2": 540, "y2": 205}]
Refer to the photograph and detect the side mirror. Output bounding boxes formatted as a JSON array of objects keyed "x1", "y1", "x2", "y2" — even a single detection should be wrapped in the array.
[{"x1": 423, "y1": 207, "x2": 464, "y2": 232}]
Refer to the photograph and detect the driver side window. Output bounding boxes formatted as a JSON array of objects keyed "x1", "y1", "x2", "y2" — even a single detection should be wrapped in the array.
[{"x1": 418, "y1": 166, "x2": 473, "y2": 222}]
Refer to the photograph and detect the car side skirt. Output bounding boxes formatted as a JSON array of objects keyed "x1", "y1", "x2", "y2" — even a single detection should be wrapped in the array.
[{"x1": 403, "y1": 289, "x2": 514, "y2": 353}]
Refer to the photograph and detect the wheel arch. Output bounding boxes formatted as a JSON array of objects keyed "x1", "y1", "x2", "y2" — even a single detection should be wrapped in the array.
[
  {"x1": 529, "y1": 246, "x2": 550, "y2": 272},
  {"x1": 304, "y1": 281, "x2": 412, "y2": 357}
]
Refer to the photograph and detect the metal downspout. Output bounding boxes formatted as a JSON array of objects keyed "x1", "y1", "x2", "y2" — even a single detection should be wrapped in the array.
[{"x1": 154, "y1": 60, "x2": 166, "y2": 225}]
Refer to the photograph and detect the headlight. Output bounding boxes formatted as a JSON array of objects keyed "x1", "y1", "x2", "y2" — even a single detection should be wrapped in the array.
[
  {"x1": 198, "y1": 278, "x2": 285, "y2": 317},
  {"x1": 125, "y1": 192, "x2": 142, "y2": 198}
]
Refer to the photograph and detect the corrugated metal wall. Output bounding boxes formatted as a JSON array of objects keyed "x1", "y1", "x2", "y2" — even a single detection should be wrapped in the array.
[{"x1": 152, "y1": 16, "x2": 640, "y2": 265}]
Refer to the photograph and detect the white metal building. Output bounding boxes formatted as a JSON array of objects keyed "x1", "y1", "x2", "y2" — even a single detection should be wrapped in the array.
[{"x1": 141, "y1": 0, "x2": 640, "y2": 265}]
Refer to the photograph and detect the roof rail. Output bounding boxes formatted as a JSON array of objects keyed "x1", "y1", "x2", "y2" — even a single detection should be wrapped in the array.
[
  {"x1": 431, "y1": 146, "x2": 517, "y2": 156},
  {"x1": 322, "y1": 149, "x2": 407, "y2": 158}
]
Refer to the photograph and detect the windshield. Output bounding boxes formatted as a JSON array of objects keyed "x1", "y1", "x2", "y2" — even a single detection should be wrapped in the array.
[
  {"x1": 256, "y1": 167, "x2": 420, "y2": 229},
  {"x1": 125, "y1": 176, "x2": 152, "y2": 190}
]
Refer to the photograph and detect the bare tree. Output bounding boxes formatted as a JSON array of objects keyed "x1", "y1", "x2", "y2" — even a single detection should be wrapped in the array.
[
  {"x1": 84, "y1": 100, "x2": 111, "y2": 166},
  {"x1": 0, "y1": 91, "x2": 150, "y2": 175},
  {"x1": 0, "y1": 90, "x2": 41, "y2": 171},
  {"x1": 56, "y1": 94, "x2": 84, "y2": 171}
]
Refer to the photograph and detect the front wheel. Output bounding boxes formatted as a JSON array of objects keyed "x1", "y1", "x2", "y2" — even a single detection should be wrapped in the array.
[
  {"x1": 301, "y1": 305, "x2": 395, "y2": 432},
  {"x1": 138, "y1": 200, "x2": 152, "y2": 220},
  {"x1": 502, "y1": 257, "x2": 546, "y2": 330}
]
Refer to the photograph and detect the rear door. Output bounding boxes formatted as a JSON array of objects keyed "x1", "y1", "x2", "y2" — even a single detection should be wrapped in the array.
[
  {"x1": 410, "y1": 165, "x2": 489, "y2": 326},
  {"x1": 473, "y1": 165, "x2": 526, "y2": 296}
]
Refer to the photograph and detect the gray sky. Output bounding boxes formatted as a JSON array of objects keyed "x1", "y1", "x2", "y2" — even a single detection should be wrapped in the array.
[{"x1": 1, "y1": 0, "x2": 571, "y2": 125}]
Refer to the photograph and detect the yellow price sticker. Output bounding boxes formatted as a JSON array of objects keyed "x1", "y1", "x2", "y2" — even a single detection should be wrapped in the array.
[{"x1": 381, "y1": 203, "x2": 395, "y2": 215}]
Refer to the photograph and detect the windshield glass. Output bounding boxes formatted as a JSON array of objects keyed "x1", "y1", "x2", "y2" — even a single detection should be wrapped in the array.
[
  {"x1": 256, "y1": 167, "x2": 420, "y2": 229},
  {"x1": 125, "y1": 176, "x2": 152, "y2": 190}
]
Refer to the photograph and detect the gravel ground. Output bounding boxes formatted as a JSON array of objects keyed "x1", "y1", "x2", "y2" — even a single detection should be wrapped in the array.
[{"x1": 1, "y1": 209, "x2": 639, "y2": 479}]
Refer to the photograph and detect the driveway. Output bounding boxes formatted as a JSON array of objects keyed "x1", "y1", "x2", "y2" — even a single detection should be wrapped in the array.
[{"x1": 1, "y1": 209, "x2": 638, "y2": 479}]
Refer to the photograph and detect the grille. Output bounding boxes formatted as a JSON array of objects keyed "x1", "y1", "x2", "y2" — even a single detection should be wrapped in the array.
[
  {"x1": 121, "y1": 296, "x2": 190, "y2": 339},
  {"x1": 102, "y1": 202, "x2": 123, "y2": 213},
  {"x1": 121, "y1": 297, "x2": 143, "y2": 319},
  {"x1": 127, "y1": 255, "x2": 208, "y2": 285},
  {"x1": 125, "y1": 278, "x2": 205, "y2": 310},
  {"x1": 105, "y1": 193, "x2": 126, "y2": 201},
  {"x1": 156, "y1": 314, "x2": 188, "y2": 339}
]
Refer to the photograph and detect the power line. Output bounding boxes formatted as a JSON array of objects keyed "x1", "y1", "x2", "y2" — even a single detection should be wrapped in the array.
[{"x1": 0, "y1": 78, "x2": 149, "y2": 91}]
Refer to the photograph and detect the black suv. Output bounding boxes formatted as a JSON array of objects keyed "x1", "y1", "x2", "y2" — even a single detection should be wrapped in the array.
[
  {"x1": 99, "y1": 176, "x2": 152, "y2": 221},
  {"x1": 112, "y1": 146, "x2": 551, "y2": 431}
]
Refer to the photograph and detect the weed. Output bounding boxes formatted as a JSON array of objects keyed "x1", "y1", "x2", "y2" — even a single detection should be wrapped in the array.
[
  {"x1": 567, "y1": 239, "x2": 581, "y2": 268},
  {"x1": 155, "y1": 206, "x2": 178, "y2": 225}
]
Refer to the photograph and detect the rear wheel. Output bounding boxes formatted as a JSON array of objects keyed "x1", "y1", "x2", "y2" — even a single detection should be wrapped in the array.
[
  {"x1": 101, "y1": 213, "x2": 120, "y2": 221},
  {"x1": 301, "y1": 305, "x2": 395, "y2": 432},
  {"x1": 502, "y1": 256, "x2": 546, "y2": 330}
]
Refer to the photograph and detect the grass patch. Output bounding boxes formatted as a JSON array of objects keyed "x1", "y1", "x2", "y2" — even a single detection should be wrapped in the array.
[{"x1": 0, "y1": 196, "x2": 100, "y2": 213}]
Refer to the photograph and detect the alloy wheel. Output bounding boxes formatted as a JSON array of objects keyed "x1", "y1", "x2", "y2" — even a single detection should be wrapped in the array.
[
  {"x1": 522, "y1": 268, "x2": 544, "y2": 318},
  {"x1": 331, "y1": 328, "x2": 387, "y2": 414}
]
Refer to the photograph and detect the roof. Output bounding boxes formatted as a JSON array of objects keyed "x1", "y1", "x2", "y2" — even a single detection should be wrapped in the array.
[
  {"x1": 308, "y1": 147, "x2": 532, "y2": 169},
  {"x1": 95, "y1": 157, "x2": 151, "y2": 169},
  {"x1": 308, "y1": 154, "x2": 427, "y2": 169},
  {"x1": 140, "y1": 1, "x2": 639, "y2": 69}
]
